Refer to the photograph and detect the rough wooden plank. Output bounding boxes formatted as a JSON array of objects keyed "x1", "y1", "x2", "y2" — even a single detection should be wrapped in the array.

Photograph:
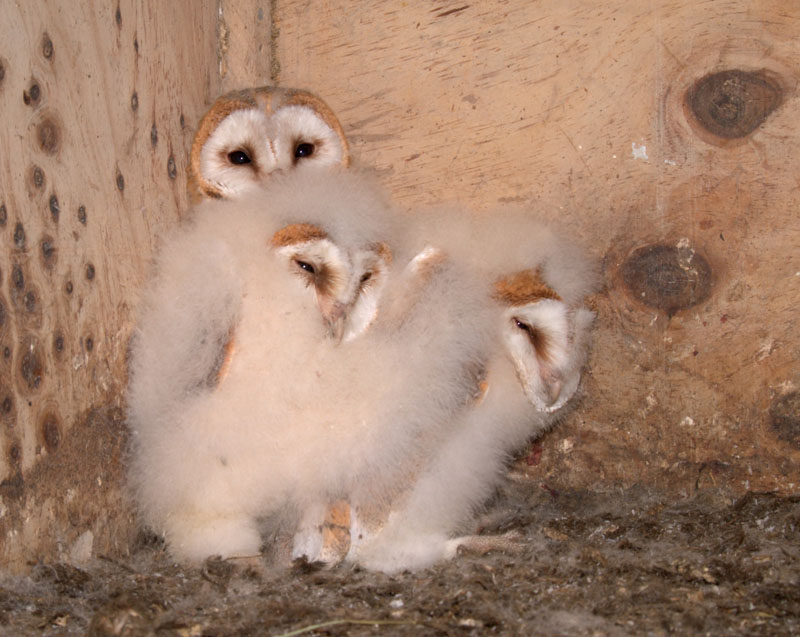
[
  {"x1": 0, "y1": 0, "x2": 221, "y2": 570},
  {"x1": 272, "y1": 0, "x2": 800, "y2": 494}
]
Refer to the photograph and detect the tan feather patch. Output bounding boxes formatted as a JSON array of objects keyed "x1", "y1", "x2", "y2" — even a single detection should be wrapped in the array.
[
  {"x1": 319, "y1": 499, "x2": 352, "y2": 564},
  {"x1": 493, "y1": 269, "x2": 561, "y2": 306},
  {"x1": 372, "y1": 241, "x2": 393, "y2": 265},
  {"x1": 270, "y1": 223, "x2": 328, "y2": 247}
]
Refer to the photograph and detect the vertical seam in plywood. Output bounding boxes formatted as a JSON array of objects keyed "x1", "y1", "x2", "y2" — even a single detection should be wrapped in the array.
[
  {"x1": 217, "y1": 1, "x2": 229, "y2": 83},
  {"x1": 269, "y1": 0, "x2": 281, "y2": 84}
]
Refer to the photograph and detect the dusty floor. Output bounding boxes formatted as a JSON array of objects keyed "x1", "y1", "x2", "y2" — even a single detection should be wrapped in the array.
[{"x1": 1, "y1": 483, "x2": 798, "y2": 636}]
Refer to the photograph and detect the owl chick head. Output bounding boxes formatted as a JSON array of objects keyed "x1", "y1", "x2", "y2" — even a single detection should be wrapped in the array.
[
  {"x1": 270, "y1": 222, "x2": 392, "y2": 342},
  {"x1": 493, "y1": 269, "x2": 595, "y2": 413},
  {"x1": 188, "y1": 86, "x2": 350, "y2": 201},
  {"x1": 251, "y1": 167, "x2": 398, "y2": 343}
]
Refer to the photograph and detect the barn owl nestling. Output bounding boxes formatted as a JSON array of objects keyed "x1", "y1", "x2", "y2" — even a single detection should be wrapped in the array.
[
  {"x1": 188, "y1": 86, "x2": 350, "y2": 202},
  {"x1": 323, "y1": 208, "x2": 599, "y2": 573}
]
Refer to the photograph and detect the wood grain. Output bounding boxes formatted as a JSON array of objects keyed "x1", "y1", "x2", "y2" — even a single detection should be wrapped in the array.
[{"x1": 0, "y1": 0, "x2": 221, "y2": 570}]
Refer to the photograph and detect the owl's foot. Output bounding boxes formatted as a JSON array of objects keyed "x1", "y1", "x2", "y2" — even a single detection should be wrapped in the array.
[{"x1": 292, "y1": 500, "x2": 351, "y2": 567}]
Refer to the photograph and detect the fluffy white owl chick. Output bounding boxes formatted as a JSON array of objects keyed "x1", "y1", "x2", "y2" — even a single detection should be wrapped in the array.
[
  {"x1": 188, "y1": 86, "x2": 349, "y2": 202},
  {"x1": 128, "y1": 167, "x2": 401, "y2": 561},
  {"x1": 344, "y1": 207, "x2": 598, "y2": 573}
]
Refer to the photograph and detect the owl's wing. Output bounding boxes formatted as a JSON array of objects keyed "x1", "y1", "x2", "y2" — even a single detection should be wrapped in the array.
[{"x1": 127, "y1": 227, "x2": 243, "y2": 434}]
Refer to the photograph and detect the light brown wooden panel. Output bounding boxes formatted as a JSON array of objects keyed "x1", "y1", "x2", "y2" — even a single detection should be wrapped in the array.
[
  {"x1": 0, "y1": 0, "x2": 221, "y2": 570},
  {"x1": 272, "y1": 0, "x2": 800, "y2": 494}
]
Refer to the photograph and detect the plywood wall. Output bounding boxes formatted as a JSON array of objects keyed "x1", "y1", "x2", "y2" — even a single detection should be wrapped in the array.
[
  {"x1": 1, "y1": 0, "x2": 798, "y2": 570},
  {"x1": 0, "y1": 0, "x2": 223, "y2": 569}
]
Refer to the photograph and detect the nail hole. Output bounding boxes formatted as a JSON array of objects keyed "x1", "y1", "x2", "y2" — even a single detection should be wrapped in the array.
[
  {"x1": 86, "y1": 263, "x2": 95, "y2": 281},
  {"x1": 39, "y1": 410, "x2": 61, "y2": 452},
  {"x1": 131, "y1": 91, "x2": 138, "y2": 112},
  {"x1": 31, "y1": 165, "x2": 45, "y2": 189},
  {"x1": 23, "y1": 82, "x2": 41, "y2": 106},
  {"x1": 11, "y1": 265, "x2": 24, "y2": 289},
  {"x1": 13, "y1": 223, "x2": 26, "y2": 250},
  {"x1": 53, "y1": 332, "x2": 65, "y2": 356},
  {"x1": 41, "y1": 237, "x2": 57, "y2": 269},
  {"x1": 49, "y1": 194, "x2": 60, "y2": 221},
  {"x1": 42, "y1": 32, "x2": 54, "y2": 60},
  {"x1": 65, "y1": 281, "x2": 73, "y2": 295},
  {"x1": 18, "y1": 336, "x2": 45, "y2": 392},
  {"x1": 77, "y1": 205, "x2": 87, "y2": 225},
  {"x1": 37, "y1": 117, "x2": 61, "y2": 155},
  {"x1": 116, "y1": 172, "x2": 125, "y2": 191}
]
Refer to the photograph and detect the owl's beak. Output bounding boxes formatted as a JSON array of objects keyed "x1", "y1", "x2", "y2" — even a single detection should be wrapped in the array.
[{"x1": 325, "y1": 302, "x2": 347, "y2": 343}]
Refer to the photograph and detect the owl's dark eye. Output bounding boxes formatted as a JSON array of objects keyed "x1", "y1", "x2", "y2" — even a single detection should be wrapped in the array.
[
  {"x1": 360, "y1": 272, "x2": 373, "y2": 285},
  {"x1": 295, "y1": 259, "x2": 315, "y2": 274},
  {"x1": 514, "y1": 318, "x2": 531, "y2": 333},
  {"x1": 294, "y1": 142, "x2": 315, "y2": 159},
  {"x1": 228, "y1": 150, "x2": 251, "y2": 165}
]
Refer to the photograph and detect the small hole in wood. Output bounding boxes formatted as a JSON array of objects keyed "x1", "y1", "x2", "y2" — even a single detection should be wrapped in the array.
[
  {"x1": 65, "y1": 281, "x2": 73, "y2": 295},
  {"x1": 41, "y1": 237, "x2": 56, "y2": 266},
  {"x1": 11, "y1": 265, "x2": 24, "y2": 289},
  {"x1": 150, "y1": 122, "x2": 158, "y2": 148},
  {"x1": 0, "y1": 204, "x2": 6, "y2": 227},
  {"x1": 116, "y1": 172, "x2": 125, "y2": 191},
  {"x1": 23, "y1": 82, "x2": 41, "y2": 106},
  {"x1": 42, "y1": 32, "x2": 54, "y2": 60},
  {"x1": 85, "y1": 336, "x2": 94, "y2": 352},
  {"x1": 37, "y1": 117, "x2": 61, "y2": 155},
  {"x1": 31, "y1": 165, "x2": 45, "y2": 189},
  {"x1": 54, "y1": 333, "x2": 64, "y2": 354},
  {"x1": 86, "y1": 263, "x2": 95, "y2": 281},
  {"x1": 77, "y1": 205, "x2": 87, "y2": 225},
  {"x1": 49, "y1": 194, "x2": 60, "y2": 221},
  {"x1": 167, "y1": 155, "x2": 177, "y2": 179},
  {"x1": 39, "y1": 410, "x2": 61, "y2": 452},
  {"x1": 115, "y1": 5, "x2": 122, "y2": 27},
  {"x1": 131, "y1": 91, "x2": 138, "y2": 112},
  {"x1": 13, "y1": 223, "x2": 25, "y2": 250},
  {"x1": 18, "y1": 336, "x2": 45, "y2": 392}
]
